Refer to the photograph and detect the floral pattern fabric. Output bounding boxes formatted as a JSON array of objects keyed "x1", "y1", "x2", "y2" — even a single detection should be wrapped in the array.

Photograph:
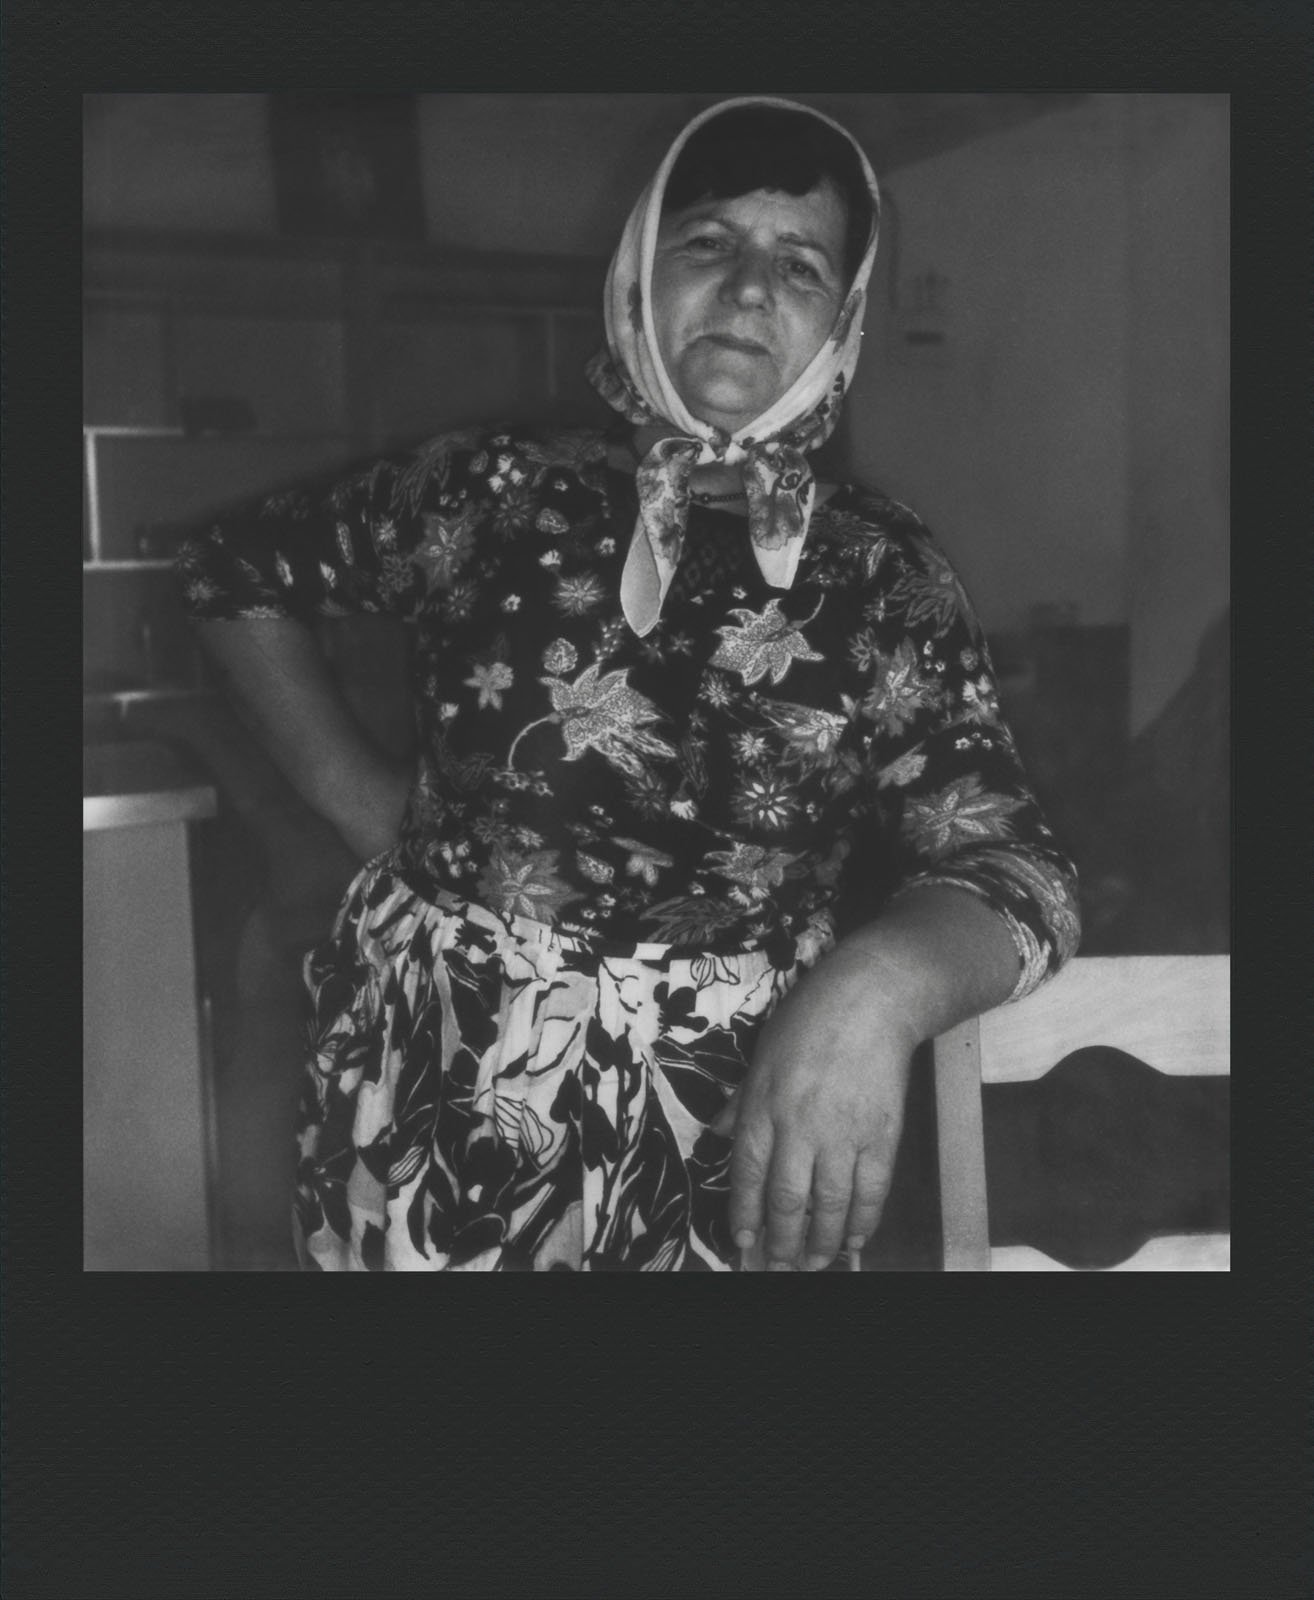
[
  {"x1": 180, "y1": 422, "x2": 1079, "y2": 992},
  {"x1": 294, "y1": 858, "x2": 835, "y2": 1271}
]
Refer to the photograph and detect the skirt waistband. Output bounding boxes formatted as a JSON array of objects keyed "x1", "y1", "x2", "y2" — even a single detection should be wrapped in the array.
[{"x1": 358, "y1": 849, "x2": 833, "y2": 970}]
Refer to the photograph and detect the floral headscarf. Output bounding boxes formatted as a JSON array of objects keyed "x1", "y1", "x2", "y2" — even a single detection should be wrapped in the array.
[{"x1": 586, "y1": 95, "x2": 881, "y2": 635}]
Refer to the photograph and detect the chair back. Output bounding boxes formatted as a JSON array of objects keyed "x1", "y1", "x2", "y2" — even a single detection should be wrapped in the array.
[{"x1": 932, "y1": 955, "x2": 1230, "y2": 1271}]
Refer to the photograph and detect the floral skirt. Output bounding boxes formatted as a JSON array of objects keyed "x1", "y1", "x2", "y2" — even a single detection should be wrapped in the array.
[{"x1": 293, "y1": 854, "x2": 836, "y2": 1271}]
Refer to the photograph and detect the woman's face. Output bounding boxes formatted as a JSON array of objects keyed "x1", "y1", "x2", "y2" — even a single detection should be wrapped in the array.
[{"x1": 651, "y1": 179, "x2": 849, "y2": 435}]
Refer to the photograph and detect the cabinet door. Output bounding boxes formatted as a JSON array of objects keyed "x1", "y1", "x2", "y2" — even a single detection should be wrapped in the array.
[{"x1": 84, "y1": 821, "x2": 213, "y2": 1270}]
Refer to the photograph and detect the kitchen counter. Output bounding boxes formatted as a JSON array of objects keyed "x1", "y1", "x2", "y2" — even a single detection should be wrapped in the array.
[
  {"x1": 83, "y1": 739, "x2": 218, "y2": 831},
  {"x1": 83, "y1": 737, "x2": 218, "y2": 1269}
]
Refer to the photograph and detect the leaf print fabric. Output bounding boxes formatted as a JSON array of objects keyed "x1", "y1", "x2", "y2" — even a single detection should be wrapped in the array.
[
  {"x1": 862, "y1": 638, "x2": 941, "y2": 736},
  {"x1": 612, "y1": 838, "x2": 676, "y2": 887},
  {"x1": 704, "y1": 843, "x2": 802, "y2": 896},
  {"x1": 179, "y1": 422, "x2": 1079, "y2": 993},
  {"x1": 759, "y1": 701, "x2": 849, "y2": 765},
  {"x1": 539, "y1": 662, "x2": 677, "y2": 779},
  {"x1": 709, "y1": 598, "x2": 826, "y2": 687},
  {"x1": 294, "y1": 858, "x2": 835, "y2": 1271},
  {"x1": 901, "y1": 774, "x2": 1027, "y2": 859},
  {"x1": 875, "y1": 749, "x2": 929, "y2": 790},
  {"x1": 882, "y1": 535, "x2": 976, "y2": 632},
  {"x1": 475, "y1": 846, "x2": 576, "y2": 921}
]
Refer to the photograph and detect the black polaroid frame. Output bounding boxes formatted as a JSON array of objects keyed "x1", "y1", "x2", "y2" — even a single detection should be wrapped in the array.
[{"x1": 6, "y1": 7, "x2": 1312, "y2": 1598}]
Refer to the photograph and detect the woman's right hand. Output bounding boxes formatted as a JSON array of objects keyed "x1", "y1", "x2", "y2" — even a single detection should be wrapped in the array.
[{"x1": 195, "y1": 618, "x2": 414, "y2": 864}]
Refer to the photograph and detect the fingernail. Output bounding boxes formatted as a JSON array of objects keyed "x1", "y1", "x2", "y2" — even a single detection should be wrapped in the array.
[
  {"x1": 734, "y1": 1229, "x2": 756, "y2": 1250},
  {"x1": 803, "y1": 1253, "x2": 830, "y2": 1272},
  {"x1": 845, "y1": 1235, "x2": 865, "y2": 1253},
  {"x1": 768, "y1": 1260, "x2": 793, "y2": 1272}
]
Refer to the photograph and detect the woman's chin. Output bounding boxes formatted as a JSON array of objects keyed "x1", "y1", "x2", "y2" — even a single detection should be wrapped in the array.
[{"x1": 679, "y1": 389, "x2": 772, "y2": 436}]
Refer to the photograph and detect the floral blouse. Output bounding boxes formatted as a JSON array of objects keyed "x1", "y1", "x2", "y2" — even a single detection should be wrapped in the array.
[{"x1": 179, "y1": 424, "x2": 1080, "y2": 998}]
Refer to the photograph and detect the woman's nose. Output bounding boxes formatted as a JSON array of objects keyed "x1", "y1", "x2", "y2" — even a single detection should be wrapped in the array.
[{"x1": 719, "y1": 250, "x2": 773, "y2": 308}]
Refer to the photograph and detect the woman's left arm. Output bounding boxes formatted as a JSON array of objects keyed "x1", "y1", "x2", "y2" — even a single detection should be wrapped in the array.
[
  {"x1": 715, "y1": 881, "x2": 1022, "y2": 1271},
  {"x1": 716, "y1": 516, "x2": 1081, "y2": 1269}
]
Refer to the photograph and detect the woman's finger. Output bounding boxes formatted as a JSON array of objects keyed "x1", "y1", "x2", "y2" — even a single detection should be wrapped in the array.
[
  {"x1": 760, "y1": 1137, "x2": 815, "y2": 1270},
  {"x1": 802, "y1": 1148, "x2": 858, "y2": 1271},
  {"x1": 843, "y1": 1145, "x2": 895, "y2": 1258},
  {"x1": 727, "y1": 1112, "x2": 773, "y2": 1253}
]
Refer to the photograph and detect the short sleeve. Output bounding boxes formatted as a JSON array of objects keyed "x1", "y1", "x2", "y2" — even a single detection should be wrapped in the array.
[
  {"x1": 846, "y1": 508, "x2": 1081, "y2": 1001},
  {"x1": 176, "y1": 432, "x2": 485, "y2": 624}
]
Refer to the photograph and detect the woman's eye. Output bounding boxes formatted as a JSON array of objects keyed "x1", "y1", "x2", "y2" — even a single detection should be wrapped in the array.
[
  {"x1": 784, "y1": 258, "x2": 821, "y2": 282},
  {"x1": 687, "y1": 234, "x2": 727, "y2": 252}
]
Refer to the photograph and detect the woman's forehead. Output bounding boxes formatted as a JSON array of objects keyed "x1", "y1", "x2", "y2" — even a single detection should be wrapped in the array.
[{"x1": 659, "y1": 182, "x2": 848, "y2": 249}]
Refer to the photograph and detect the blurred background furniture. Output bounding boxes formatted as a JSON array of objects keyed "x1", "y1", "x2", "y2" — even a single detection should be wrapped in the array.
[
  {"x1": 933, "y1": 956, "x2": 1230, "y2": 1271},
  {"x1": 84, "y1": 742, "x2": 219, "y2": 1270}
]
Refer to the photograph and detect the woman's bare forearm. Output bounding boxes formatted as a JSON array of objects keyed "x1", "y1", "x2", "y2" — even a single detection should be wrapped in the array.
[
  {"x1": 817, "y1": 884, "x2": 1023, "y2": 1046},
  {"x1": 194, "y1": 618, "x2": 411, "y2": 860}
]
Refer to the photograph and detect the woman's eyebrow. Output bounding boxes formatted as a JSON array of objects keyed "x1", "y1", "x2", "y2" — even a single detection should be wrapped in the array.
[
  {"x1": 669, "y1": 209, "x2": 837, "y2": 264},
  {"x1": 777, "y1": 231, "x2": 837, "y2": 265}
]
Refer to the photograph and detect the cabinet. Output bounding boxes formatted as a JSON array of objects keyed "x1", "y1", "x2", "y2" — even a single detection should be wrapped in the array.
[
  {"x1": 83, "y1": 743, "x2": 218, "y2": 1270},
  {"x1": 83, "y1": 228, "x2": 609, "y2": 717}
]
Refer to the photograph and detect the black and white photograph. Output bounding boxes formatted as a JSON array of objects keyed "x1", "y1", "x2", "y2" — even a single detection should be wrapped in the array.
[{"x1": 81, "y1": 92, "x2": 1230, "y2": 1275}]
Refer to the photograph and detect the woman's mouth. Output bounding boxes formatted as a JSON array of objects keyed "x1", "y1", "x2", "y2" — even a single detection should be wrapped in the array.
[{"x1": 700, "y1": 333, "x2": 770, "y2": 355}]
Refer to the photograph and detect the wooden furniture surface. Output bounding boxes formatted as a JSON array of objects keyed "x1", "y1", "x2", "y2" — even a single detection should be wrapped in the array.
[
  {"x1": 933, "y1": 955, "x2": 1230, "y2": 1271},
  {"x1": 973, "y1": 956, "x2": 1229, "y2": 1083}
]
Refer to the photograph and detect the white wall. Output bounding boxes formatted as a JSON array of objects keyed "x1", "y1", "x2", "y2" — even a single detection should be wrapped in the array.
[
  {"x1": 845, "y1": 93, "x2": 1228, "y2": 731},
  {"x1": 847, "y1": 96, "x2": 1134, "y2": 634},
  {"x1": 1123, "y1": 96, "x2": 1229, "y2": 732}
]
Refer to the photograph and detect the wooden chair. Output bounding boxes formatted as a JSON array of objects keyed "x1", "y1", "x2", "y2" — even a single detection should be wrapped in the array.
[{"x1": 931, "y1": 956, "x2": 1230, "y2": 1271}]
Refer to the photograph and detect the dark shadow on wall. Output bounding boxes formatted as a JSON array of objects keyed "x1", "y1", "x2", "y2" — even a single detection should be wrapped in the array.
[{"x1": 991, "y1": 606, "x2": 1229, "y2": 957}]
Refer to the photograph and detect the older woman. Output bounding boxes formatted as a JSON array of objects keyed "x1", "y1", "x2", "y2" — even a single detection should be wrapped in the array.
[{"x1": 181, "y1": 97, "x2": 1079, "y2": 1271}]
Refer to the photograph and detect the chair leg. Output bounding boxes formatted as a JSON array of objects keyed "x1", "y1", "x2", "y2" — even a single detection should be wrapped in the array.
[{"x1": 933, "y1": 1019, "x2": 992, "y2": 1271}]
